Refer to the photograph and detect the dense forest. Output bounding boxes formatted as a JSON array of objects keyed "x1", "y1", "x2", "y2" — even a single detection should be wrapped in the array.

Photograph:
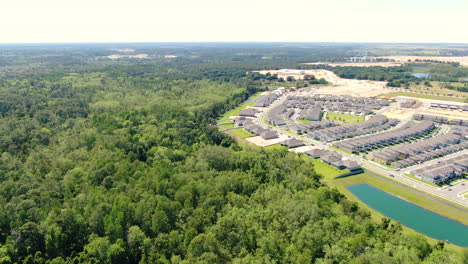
[{"x1": 0, "y1": 44, "x2": 467, "y2": 263}]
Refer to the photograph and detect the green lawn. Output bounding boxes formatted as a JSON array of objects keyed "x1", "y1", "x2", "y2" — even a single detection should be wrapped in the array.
[
  {"x1": 381, "y1": 92, "x2": 466, "y2": 103},
  {"x1": 264, "y1": 144, "x2": 288, "y2": 151},
  {"x1": 217, "y1": 123, "x2": 234, "y2": 130},
  {"x1": 227, "y1": 128, "x2": 255, "y2": 138},
  {"x1": 312, "y1": 159, "x2": 350, "y2": 180},
  {"x1": 296, "y1": 119, "x2": 313, "y2": 123},
  {"x1": 324, "y1": 112, "x2": 365, "y2": 124},
  {"x1": 218, "y1": 92, "x2": 262, "y2": 120}
]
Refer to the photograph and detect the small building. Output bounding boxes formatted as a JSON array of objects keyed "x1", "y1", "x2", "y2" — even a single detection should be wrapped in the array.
[
  {"x1": 280, "y1": 138, "x2": 304, "y2": 148},
  {"x1": 239, "y1": 108, "x2": 258, "y2": 117},
  {"x1": 305, "y1": 149, "x2": 323, "y2": 158},
  {"x1": 261, "y1": 130, "x2": 279, "y2": 140}
]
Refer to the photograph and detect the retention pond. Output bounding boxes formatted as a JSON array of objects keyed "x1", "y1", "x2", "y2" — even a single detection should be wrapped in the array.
[{"x1": 347, "y1": 183, "x2": 468, "y2": 247}]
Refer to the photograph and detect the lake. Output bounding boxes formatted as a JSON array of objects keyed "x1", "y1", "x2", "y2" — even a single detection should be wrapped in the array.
[{"x1": 347, "y1": 183, "x2": 468, "y2": 247}]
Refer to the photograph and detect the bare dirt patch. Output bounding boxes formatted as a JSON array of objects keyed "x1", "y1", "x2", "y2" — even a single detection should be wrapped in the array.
[
  {"x1": 305, "y1": 61, "x2": 402, "y2": 67},
  {"x1": 245, "y1": 135, "x2": 289, "y2": 147},
  {"x1": 378, "y1": 56, "x2": 468, "y2": 66},
  {"x1": 382, "y1": 107, "x2": 416, "y2": 120},
  {"x1": 255, "y1": 69, "x2": 392, "y2": 97}
]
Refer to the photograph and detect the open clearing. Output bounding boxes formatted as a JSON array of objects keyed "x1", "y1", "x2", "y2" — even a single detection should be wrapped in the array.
[
  {"x1": 378, "y1": 56, "x2": 468, "y2": 66},
  {"x1": 305, "y1": 61, "x2": 403, "y2": 67},
  {"x1": 255, "y1": 69, "x2": 392, "y2": 97},
  {"x1": 382, "y1": 107, "x2": 416, "y2": 120},
  {"x1": 305, "y1": 56, "x2": 468, "y2": 67},
  {"x1": 226, "y1": 128, "x2": 255, "y2": 138},
  {"x1": 381, "y1": 92, "x2": 466, "y2": 103},
  {"x1": 245, "y1": 134, "x2": 289, "y2": 147},
  {"x1": 390, "y1": 82, "x2": 468, "y2": 98}
]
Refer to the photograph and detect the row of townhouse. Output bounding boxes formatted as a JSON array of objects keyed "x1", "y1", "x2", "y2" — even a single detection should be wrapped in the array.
[
  {"x1": 414, "y1": 114, "x2": 468, "y2": 126},
  {"x1": 241, "y1": 120, "x2": 279, "y2": 140},
  {"x1": 391, "y1": 141, "x2": 468, "y2": 168},
  {"x1": 254, "y1": 93, "x2": 280, "y2": 107},
  {"x1": 413, "y1": 114, "x2": 448, "y2": 124},
  {"x1": 370, "y1": 127, "x2": 466, "y2": 165},
  {"x1": 267, "y1": 105, "x2": 288, "y2": 126},
  {"x1": 305, "y1": 148, "x2": 361, "y2": 171},
  {"x1": 319, "y1": 119, "x2": 399, "y2": 143},
  {"x1": 284, "y1": 95, "x2": 386, "y2": 115},
  {"x1": 412, "y1": 155, "x2": 468, "y2": 184},
  {"x1": 279, "y1": 138, "x2": 304, "y2": 148},
  {"x1": 335, "y1": 121, "x2": 435, "y2": 153},
  {"x1": 286, "y1": 120, "x2": 338, "y2": 135},
  {"x1": 298, "y1": 106, "x2": 322, "y2": 121},
  {"x1": 430, "y1": 103, "x2": 468, "y2": 111},
  {"x1": 400, "y1": 99, "x2": 420, "y2": 108},
  {"x1": 239, "y1": 108, "x2": 259, "y2": 117},
  {"x1": 312, "y1": 94, "x2": 390, "y2": 108},
  {"x1": 308, "y1": 115, "x2": 392, "y2": 142}
]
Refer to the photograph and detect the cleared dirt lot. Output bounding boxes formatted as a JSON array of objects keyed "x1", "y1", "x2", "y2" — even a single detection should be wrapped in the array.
[
  {"x1": 382, "y1": 107, "x2": 416, "y2": 120},
  {"x1": 255, "y1": 69, "x2": 392, "y2": 97},
  {"x1": 378, "y1": 56, "x2": 468, "y2": 66},
  {"x1": 245, "y1": 134, "x2": 289, "y2": 147},
  {"x1": 305, "y1": 61, "x2": 403, "y2": 67}
]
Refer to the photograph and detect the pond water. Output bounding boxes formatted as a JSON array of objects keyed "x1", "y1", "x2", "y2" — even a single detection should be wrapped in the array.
[
  {"x1": 410, "y1": 73, "x2": 430, "y2": 78},
  {"x1": 347, "y1": 183, "x2": 468, "y2": 247}
]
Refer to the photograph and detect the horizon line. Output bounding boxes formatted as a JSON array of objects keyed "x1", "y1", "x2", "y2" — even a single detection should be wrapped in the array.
[{"x1": 1, "y1": 41, "x2": 468, "y2": 46}]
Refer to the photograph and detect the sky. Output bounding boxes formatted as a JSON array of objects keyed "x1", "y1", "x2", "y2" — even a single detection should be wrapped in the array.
[{"x1": 1, "y1": 0, "x2": 467, "y2": 43}]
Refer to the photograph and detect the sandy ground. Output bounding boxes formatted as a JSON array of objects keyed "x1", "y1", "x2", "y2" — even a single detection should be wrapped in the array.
[
  {"x1": 255, "y1": 69, "x2": 392, "y2": 97},
  {"x1": 305, "y1": 61, "x2": 402, "y2": 67},
  {"x1": 378, "y1": 56, "x2": 468, "y2": 66},
  {"x1": 288, "y1": 145, "x2": 314, "y2": 153},
  {"x1": 382, "y1": 107, "x2": 416, "y2": 120},
  {"x1": 246, "y1": 134, "x2": 289, "y2": 147}
]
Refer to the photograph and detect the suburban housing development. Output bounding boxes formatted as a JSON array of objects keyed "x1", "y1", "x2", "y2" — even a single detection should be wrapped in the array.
[{"x1": 220, "y1": 71, "x2": 468, "y2": 207}]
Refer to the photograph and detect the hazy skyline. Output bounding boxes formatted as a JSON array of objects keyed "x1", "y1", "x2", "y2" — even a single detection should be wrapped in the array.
[{"x1": 1, "y1": 0, "x2": 467, "y2": 43}]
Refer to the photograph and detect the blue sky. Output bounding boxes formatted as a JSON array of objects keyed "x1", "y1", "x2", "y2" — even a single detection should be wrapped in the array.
[{"x1": 0, "y1": 0, "x2": 466, "y2": 43}]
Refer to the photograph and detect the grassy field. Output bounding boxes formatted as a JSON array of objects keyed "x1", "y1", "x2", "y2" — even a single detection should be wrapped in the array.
[
  {"x1": 381, "y1": 92, "x2": 466, "y2": 103},
  {"x1": 227, "y1": 128, "x2": 255, "y2": 138},
  {"x1": 312, "y1": 159, "x2": 350, "y2": 179},
  {"x1": 218, "y1": 92, "x2": 262, "y2": 120},
  {"x1": 324, "y1": 112, "x2": 365, "y2": 123},
  {"x1": 296, "y1": 119, "x2": 314, "y2": 123},
  {"x1": 218, "y1": 123, "x2": 234, "y2": 130},
  {"x1": 404, "y1": 81, "x2": 468, "y2": 98},
  {"x1": 264, "y1": 144, "x2": 288, "y2": 151}
]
